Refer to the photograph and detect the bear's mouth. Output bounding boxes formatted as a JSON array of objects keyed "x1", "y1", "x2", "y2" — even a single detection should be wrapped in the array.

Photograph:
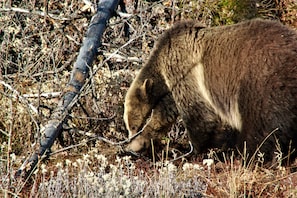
[
  {"x1": 124, "y1": 149, "x2": 141, "y2": 157},
  {"x1": 122, "y1": 136, "x2": 152, "y2": 158},
  {"x1": 119, "y1": 148, "x2": 152, "y2": 161}
]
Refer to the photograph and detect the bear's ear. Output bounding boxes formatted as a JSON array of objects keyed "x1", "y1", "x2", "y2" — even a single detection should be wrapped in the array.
[
  {"x1": 139, "y1": 79, "x2": 153, "y2": 99},
  {"x1": 142, "y1": 79, "x2": 153, "y2": 94}
]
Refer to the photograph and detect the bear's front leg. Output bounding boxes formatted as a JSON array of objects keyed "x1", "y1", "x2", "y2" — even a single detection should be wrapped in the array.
[
  {"x1": 179, "y1": 102, "x2": 237, "y2": 154},
  {"x1": 126, "y1": 94, "x2": 178, "y2": 152}
]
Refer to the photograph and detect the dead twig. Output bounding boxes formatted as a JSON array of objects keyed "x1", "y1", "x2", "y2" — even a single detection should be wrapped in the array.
[
  {"x1": 104, "y1": 52, "x2": 142, "y2": 63},
  {"x1": 73, "y1": 110, "x2": 154, "y2": 146},
  {"x1": 22, "y1": 92, "x2": 61, "y2": 99},
  {"x1": 0, "y1": 129, "x2": 9, "y2": 136},
  {"x1": 50, "y1": 138, "x2": 96, "y2": 156},
  {"x1": 0, "y1": 7, "x2": 74, "y2": 21},
  {"x1": 0, "y1": 80, "x2": 38, "y2": 114},
  {"x1": 170, "y1": 141, "x2": 194, "y2": 162}
]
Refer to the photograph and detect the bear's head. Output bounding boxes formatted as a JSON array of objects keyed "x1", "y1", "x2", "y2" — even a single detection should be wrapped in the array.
[{"x1": 124, "y1": 78, "x2": 153, "y2": 152}]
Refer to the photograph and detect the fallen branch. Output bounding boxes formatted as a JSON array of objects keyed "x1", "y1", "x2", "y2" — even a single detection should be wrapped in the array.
[
  {"x1": 104, "y1": 52, "x2": 142, "y2": 63},
  {"x1": 22, "y1": 92, "x2": 61, "y2": 99},
  {"x1": 16, "y1": 0, "x2": 120, "y2": 179}
]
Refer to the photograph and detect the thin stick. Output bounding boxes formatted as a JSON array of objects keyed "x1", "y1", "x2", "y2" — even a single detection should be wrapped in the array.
[
  {"x1": 103, "y1": 52, "x2": 142, "y2": 63},
  {"x1": 50, "y1": 138, "x2": 96, "y2": 155},
  {"x1": 0, "y1": 80, "x2": 38, "y2": 114},
  {"x1": 151, "y1": 139, "x2": 156, "y2": 167},
  {"x1": 5, "y1": 99, "x2": 13, "y2": 198},
  {"x1": 169, "y1": 141, "x2": 194, "y2": 162},
  {"x1": 0, "y1": 7, "x2": 72, "y2": 21},
  {"x1": 97, "y1": 110, "x2": 154, "y2": 145},
  {"x1": 22, "y1": 92, "x2": 61, "y2": 99},
  {"x1": 0, "y1": 129, "x2": 9, "y2": 136},
  {"x1": 44, "y1": 0, "x2": 48, "y2": 17},
  {"x1": 247, "y1": 128, "x2": 279, "y2": 168},
  {"x1": 71, "y1": 113, "x2": 116, "y2": 121}
]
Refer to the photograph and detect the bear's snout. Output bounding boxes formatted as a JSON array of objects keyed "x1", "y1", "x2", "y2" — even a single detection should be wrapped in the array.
[{"x1": 125, "y1": 135, "x2": 150, "y2": 153}]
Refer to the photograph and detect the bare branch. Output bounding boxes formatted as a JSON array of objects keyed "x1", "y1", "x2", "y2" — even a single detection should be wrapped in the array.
[
  {"x1": 104, "y1": 52, "x2": 142, "y2": 63},
  {"x1": 0, "y1": 7, "x2": 73, "y2": 21},
  {"x1": 0, "y1": 80, "x2": 38, "y2": 114},
  {"x1": 170, "y1": 141, "x2": 194, "y2": 162},
  {"x1": 74, "y1": 110, "x2": 154, "y2": 146},
  {"x1": 0, "y1": 129, "x2": 9, "y2": 137},
  {"x1": 50, "y1": 138, "x2": 95, "y2": 156},
  {"x1": 22, "y1": 92, "x2": 61, "y2": 99}
]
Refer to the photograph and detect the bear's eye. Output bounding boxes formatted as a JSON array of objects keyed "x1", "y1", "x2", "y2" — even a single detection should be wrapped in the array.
[{"x1": 131, "y1": 126, "x2": 137, "y2": 131}]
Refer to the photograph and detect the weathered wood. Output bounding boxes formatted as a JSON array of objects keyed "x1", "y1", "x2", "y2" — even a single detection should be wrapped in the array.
[{"x1": 16, "y1": 0, "x2": 120, "y2": 178}]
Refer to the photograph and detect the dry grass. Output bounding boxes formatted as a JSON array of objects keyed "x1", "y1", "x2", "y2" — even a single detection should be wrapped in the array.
[{"x1": 1, "y1": 0, "x2": 297, "y2": 197}]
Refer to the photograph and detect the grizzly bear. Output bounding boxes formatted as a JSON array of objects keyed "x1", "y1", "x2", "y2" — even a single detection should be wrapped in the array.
[{"x1": 124, "y1": 19, "x2": 297, "y2": 163}]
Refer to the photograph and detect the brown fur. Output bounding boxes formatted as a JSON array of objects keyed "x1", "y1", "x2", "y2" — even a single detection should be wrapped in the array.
[{"x1": 124, "y1": 19, "x2": 297, "y2": 162}]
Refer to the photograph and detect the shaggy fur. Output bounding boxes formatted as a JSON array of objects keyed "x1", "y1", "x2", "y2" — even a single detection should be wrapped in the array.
[{"x1": 124, "y1": 19, "x2": 297, "y2": 163}]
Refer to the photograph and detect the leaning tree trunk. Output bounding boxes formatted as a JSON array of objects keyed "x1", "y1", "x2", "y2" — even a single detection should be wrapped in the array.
[{"x1": 16, "y1": 0, "x2": 120, "y2": 179}]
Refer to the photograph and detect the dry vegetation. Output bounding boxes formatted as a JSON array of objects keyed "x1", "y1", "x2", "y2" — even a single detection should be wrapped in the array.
[{"x1": 1, "y1": 0, "x2": 297, "y2": 197}]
